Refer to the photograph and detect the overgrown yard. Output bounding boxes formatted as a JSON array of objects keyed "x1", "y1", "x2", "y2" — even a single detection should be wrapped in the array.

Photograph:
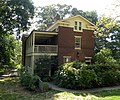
[{"x1": 1, "y1": 77, "x2": 120, "y2": 100}]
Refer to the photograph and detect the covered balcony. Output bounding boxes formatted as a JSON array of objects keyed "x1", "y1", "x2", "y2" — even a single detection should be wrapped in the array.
[
  {"x1": 26, "y1": 31, "x2": 58, "y2": 56},
  {"x1": 34, "y1": 45, "x2": 58, "y2": 53}
]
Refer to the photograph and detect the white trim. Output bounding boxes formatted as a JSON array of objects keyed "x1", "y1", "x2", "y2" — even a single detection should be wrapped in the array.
[
  {"x1": 75, "y1": 48, "x2": 81, "y2": 50},
  {"x1": 63, "y1": 56, "x2": 71, "y2": 63},
  {"x1": 47, "y1": 21, "x2": 70, "y2": 31},
  {"x1": 47, "y1": 15, "x2": 95, "y2": 31},
  {"x1": 63, "y1": 56, "x2": 71, "y2": 58},
  {"x1": 85, "y1": 57, "x2": 92, "y2": 64},
  {"x1": 33, "y1": 31, "x2": 58, "y2": 35},
  {"x1": 62, "y1": 15, "x2": 95, "y2": 26},
  {"x1": 26, "y1": 53, "x2": 57, "y2": 56},
  {"x1": 85, "y1": 57, "x2": 92, "y2": 59}
]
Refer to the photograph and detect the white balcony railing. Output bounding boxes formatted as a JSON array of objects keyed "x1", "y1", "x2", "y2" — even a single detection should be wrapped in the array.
[{"x1": 34, "y1": 45, "x2": 58, "y2": 53}]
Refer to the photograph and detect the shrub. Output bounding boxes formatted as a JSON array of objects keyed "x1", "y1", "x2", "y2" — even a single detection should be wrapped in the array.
[
  {"x1": 20, "y1": 71, "x2": 31, "y2": 87},
  {"x1": 20, "y1": 71, "x2": 41, "y2": 91},
  {"x1": 35, "y1": 55, "x2": 57, "y2": 81},
  {"x1": 54, "y1": 61, "x2": 120, "y2": 89},
  {"x1": 79, "y1": 69, "x2": 97, "y2": 88},
  {"x1": 43, "y1": 82, "x2": 49, "y2": 92},
  {"x1": 28, "y1": 75, "x2": 40, "y2": 90},
  {"x1": 86, "y1": 63, "x2": 120, "y2": 87},
  {"x1": 54, "y1": 61, "x2": 97, "y2": 89},
  {"x1": 93, "y1": 48, "x2": 117, "y2": 65}
]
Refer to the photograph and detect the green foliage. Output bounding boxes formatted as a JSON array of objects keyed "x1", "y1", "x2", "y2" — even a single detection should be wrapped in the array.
[
  {"x1": 36, "y1": 4, "x2": 72, "y2": 30},
  {"x1": 0, "y1": 0, "x2": 34, "y2": 34},
  {"x1": 54, "y1": 61, "x2": 97, "y2": 89},
  {"x1": 35, "y1": 55, "x2": 57, "y2": 81},
  {"x1": 20, "y1": 71, "x2": 40, "y2": 91},
  {"x1": 0, "y1": 0, "x2": 34, "y2": 74},
  {"x1": 93, "y1": 48, "x2": 117, "y2": 65},
  {"x1": 95, "y1": 16, "x2": 120, "y2": 59},
  {"x1": 54, "y1": 60, "x2": 120, "y2": 89},
  {"x1": 36, "y1": 4, "x2": 98, "y2": 30},
  {"x1": 0, "y1": 35, "x2": 21, "y2": 73},
  {"x1": 20, "y1": 71, "x2": 31, "y2": 87},
  {"x1": 43, "y1": 82, "x2": 49, "y2": 92},
  {"x1": 71, "y1": 8, "x2": 98, "y2": 24},
  {"x1": 88, "y1": 64, "x2": 120, "y2": 86}
]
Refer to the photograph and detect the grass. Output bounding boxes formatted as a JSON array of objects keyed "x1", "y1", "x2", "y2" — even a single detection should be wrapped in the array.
[{"x1": 0, "y1": 77, "x2": 120, "y2": 100}]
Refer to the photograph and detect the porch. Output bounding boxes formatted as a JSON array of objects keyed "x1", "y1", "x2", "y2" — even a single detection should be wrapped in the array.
[
  {"x1": 25, "y1": 31, "x2": 58, "y2": 75},
  {"x1": 26, "y1": 31, "x2": 58, "y2": 56}
]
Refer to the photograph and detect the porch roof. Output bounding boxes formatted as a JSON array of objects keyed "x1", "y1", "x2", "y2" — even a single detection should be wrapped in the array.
[{"x1": 24, "y1": 30, "x2": 58, "y2": 41}]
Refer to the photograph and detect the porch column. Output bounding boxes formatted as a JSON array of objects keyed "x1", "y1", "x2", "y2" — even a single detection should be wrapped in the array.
[
  {"x1": 32, "y1": 32, "x2": 35, "y2": 52},
  {"x1": 31, "y1": 32, "x2": 35, "y2": 75},
  {"x1": 31, "y1": 55, "x2": 34, "y2": 75}
]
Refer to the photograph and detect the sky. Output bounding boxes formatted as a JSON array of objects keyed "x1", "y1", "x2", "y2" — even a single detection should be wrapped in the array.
[{"x1": 33, "y1": 0, "x2": 120, "y2": 17}]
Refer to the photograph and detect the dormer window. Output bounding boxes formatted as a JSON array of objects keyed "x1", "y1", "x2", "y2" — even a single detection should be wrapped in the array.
[{"x1": 74, "y1": 21, "x2": 82, "y2": 31}]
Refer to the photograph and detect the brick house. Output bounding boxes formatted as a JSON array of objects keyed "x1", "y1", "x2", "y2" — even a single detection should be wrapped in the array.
[{"x1": 22, "y1": 15, "x2": 95, "y2": 74}]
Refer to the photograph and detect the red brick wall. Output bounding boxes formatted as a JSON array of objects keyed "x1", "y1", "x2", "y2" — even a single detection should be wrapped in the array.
[{"x1": 58, "y1": 26, "x2": 95, "y2": 64}]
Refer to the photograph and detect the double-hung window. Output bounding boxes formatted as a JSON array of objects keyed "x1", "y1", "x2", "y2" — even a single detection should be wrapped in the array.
[
  {"x1": 75, "y1": 36, "x2": 81, "y2": 49},
  {"x1": 79, "y1": 22, "x2": 82, "y2": 30},
  {"x1": 74, "y1": 21, "x2": 82, "y2": 31},
  {"x1": 74, "y1": 21, "x2": 77, "y2": 30}
]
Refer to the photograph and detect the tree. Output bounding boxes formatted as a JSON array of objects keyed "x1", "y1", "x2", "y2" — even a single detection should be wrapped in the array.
[
  {"x1": 71, "y1": 8, "x2": 98, "y2": 24},
  {"x1": 36, "y1": 4, "x2": 72, "y2": 31},
  {"x1": 35, "y1": 4, "x2": 98, "y2": 31},
  {"x1": 0, "y1": 34, "x2": 21, "y2": 73},
  {"x1": 0, "y1": 0, "x2": 34, "y2": 35},
  {"x1": 84, "y1": 11, "x2": 98, "y2": 24},
  {"x1": 95, "y1": 16, "x2": 120, "y2": 59},
  {"x1": 94, "y1": 48, "x2": 117, "y2": 64},
  {"x1": 0, "y1": 0, "x2": 34, "y2": 74}
]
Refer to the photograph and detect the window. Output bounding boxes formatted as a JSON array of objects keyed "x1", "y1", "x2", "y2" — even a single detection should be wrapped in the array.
[
  {"x1": 63, "y1": 56, "x2": 71, "y2": 63},
  {"x1": 75, "y1": 36, "x2": 81, "y2": 49},
  {"x1": 85, "y1": 57, "x2": 92, "y2": 64},
  {"x1": 74, "y1": 21, "x2": 82, "y2": 31},
  {"x1": 79, "y1": 22, "x2": 82, "y2": 30},
  {"x1": 74, "y1": 21, "x2": 77, "y2": 30}
]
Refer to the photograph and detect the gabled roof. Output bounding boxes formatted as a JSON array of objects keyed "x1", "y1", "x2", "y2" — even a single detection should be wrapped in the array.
[
  {"x1": 47, "y1": 15, "x2": 95, "y2": 31},
  {"x1": 61, "y1": 15, "x2": 95, "y2": 26}
]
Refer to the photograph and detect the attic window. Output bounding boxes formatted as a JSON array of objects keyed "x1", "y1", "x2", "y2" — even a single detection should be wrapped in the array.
[
  {"x1": 74, "y1": 21, "x2": 82, "y2": 31},
  {"x1": 74, "y1": 21, "x2": 77, "y2": 30},
  {"x1": 79, "y1": 22, "x2": 81, "y2": 30}
]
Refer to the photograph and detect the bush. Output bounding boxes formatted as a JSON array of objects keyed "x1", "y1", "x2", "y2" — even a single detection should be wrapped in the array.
[
  {"x1": 93, "y1": 48, "x2": 117, "y2": 65},
  {"x1": 54, "y1": 61, "x2": 97, "y2": 89},
  {"x1": 79, "y1": 68, "x2": 97, "y2": 88},
  {"x1": 35, "y1": 55, "x2": 57, "y2": 81},
  {"x1": 54, "y1": 61, "x2": 120, "y2": 90},
  {"x1": 20, "y1": 71, "x2": 41, "y2": 91},
  {"x1": 20, "y1": 72, "x2": 31, "y2": 87},
  {"x1": 43, "y1": 82, "x2": 49, "y2": 92}
]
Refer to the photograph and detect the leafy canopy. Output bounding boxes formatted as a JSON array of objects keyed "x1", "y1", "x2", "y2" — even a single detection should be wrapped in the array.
[
  {"x1": 0, "y1": 0, "x2": 34, "y2": 34},
  {"x1": 35, "y1": 4, "x2": 98, "y2": 30},
  {"x1": 95, "y1": 16, "x2": 120, "y2": 59},
  {"x1": 0, "y1": 0, "x2": 34, "y2": 73}
]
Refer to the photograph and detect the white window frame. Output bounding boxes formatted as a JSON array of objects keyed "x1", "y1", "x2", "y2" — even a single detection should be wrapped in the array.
[
  {"x1": 74, "y1": 21, "x2": 82, "y2": 31},
  {"x1": 63, "y1": 56, "x2": 71, "y2": 63},
  {"x1": 85, "y1": 57, "x2": 92, "y2": 64},
  {"x1": 74, "y1": 21, "x2": 77, "y2": 30},
  {"x1": 79, "y1": 22, "x2": 82, "y2": 30},
  {"x1": 75, "y1": 36, "x2": 81, "y2": 49}
]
